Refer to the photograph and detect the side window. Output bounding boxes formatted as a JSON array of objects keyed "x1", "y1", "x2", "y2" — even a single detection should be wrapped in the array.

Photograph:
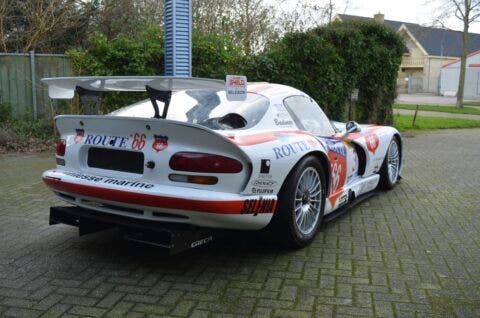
[{"x1": 283, "y1": 95, "x2": 335, "y2": 135}]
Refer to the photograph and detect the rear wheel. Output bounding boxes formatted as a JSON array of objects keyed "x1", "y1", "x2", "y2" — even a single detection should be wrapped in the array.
[
  {"x1": 268, "y1": 156, "x2": 326, "y2": 248},
  {"x1": 378, "y1": 138, "x2": 400, "y2": 190}
]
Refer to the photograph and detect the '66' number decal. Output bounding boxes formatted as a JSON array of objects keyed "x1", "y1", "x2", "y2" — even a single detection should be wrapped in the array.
[{"x1": 131, "y1": 133, "x2": 146, "y2": 150}]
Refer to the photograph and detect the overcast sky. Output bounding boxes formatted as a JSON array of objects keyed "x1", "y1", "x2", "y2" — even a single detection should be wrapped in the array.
[
  {"x1": 274, "y1": 0, "x2": 480, "y2": 33},
  {"x1": 341, "y1": 0, "x2": 480, "y2": 33},
  {"x1": 346, "y1": 0, "x2": 480, "y2": 33}
]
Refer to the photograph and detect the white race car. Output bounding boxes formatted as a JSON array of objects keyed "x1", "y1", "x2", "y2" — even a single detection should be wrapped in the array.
[{"x1": 42, "y1": 76, "x2": 403, "y2": 248}]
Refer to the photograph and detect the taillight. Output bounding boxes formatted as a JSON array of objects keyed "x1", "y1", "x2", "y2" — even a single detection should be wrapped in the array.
[
  {"x1": 56, "y1": 139, "x2": 66, "y2": 156},
  {"x1": 169, "y1": 174, "x2": 218, "y2": 185},
  {"x1": 169, "y1": 152, "x2": 243, "y2": 173}
]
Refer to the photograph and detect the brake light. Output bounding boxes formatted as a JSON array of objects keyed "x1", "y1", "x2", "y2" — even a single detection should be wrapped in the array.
[
  {"x1": 56, "y1": 139, "x2": 66, "y2": 156},
  {"x1": 169, "y1": 152, "x2": 243, "y2": 173}
]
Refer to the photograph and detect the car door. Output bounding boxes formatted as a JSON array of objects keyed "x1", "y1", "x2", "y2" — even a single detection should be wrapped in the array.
[{"x1": 283, "y1": 95, "x2": 359, "y2": 208}]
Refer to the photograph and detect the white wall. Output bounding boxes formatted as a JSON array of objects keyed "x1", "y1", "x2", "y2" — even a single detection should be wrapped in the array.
[{"x1": 440, "y1": 67, "x2": 480, "y2": 99}]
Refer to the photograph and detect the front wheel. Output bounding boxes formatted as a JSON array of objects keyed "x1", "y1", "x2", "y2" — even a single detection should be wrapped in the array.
[
  {"x1": 268, "y1": 156, "x2": 326, "y2": 248},
  {"x1": 378, "y1": 137, "x2": 401, "y2": 190}
]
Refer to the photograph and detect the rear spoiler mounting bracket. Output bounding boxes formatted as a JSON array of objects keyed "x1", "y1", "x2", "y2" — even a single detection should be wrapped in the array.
[{"x1": 146, "y1": 85, "x2": 172, "y2": 119}]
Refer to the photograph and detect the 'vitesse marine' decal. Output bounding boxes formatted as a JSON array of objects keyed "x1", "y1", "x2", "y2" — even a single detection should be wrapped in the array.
[{"x1": 62, "y1": 171, "x2": 154, "y2": 189}]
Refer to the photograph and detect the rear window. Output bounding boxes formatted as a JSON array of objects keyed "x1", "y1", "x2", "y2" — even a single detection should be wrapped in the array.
[
  {"x1": 110, "y1": 90, "x2": 270, "y2": 130},
  {"x1": 167, "y1": 90, "x2": 269, "y2": 130}
]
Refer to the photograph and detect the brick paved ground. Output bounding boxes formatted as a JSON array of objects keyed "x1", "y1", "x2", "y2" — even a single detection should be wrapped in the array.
[{"x1": 0, "y1": 129, "x2": 479, "y2": 318}]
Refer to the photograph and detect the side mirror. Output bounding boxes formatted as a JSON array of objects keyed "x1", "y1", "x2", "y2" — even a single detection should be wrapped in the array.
[{"x1": 343, "y1": 121, "x2": 360, "y2": 137}]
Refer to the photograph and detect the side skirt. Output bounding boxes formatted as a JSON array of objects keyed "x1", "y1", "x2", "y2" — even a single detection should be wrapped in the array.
[{"x1": 322, "y1": 191, "x2": 377, "y2": 223}]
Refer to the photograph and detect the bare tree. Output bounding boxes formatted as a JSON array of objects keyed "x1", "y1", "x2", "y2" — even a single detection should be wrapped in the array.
[
  {"x1": 0, "y1": 0, "x2": 13, "y2": 52},
  {"x1": 1, "y1": 0, "x2": 96, "y2": 53},
  {"x1": 435, "y1": 0, "x2": 480, "y2": 107},
  {"x1": 276, "y1": 0, "x2": 335, "y2": 33},
  {"x1": 192, "y1": 0, "x2": 235, "y2": 36},
  {"x1": 192, "y1": 0, "x2": 276, "y2": 55}
]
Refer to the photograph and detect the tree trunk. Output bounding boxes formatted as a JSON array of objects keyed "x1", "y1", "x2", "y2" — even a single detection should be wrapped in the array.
[{"x1": 456, "y1": 18, "x2": 469, "y2": 108}]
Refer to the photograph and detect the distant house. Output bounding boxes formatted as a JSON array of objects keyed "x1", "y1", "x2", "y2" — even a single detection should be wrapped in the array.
[
  {"x1": 440, "y1": 50, "x2": 480, "y2": 99},
  {"x1": 334, "y1": 13, "x2": 480, "y2": 94}
]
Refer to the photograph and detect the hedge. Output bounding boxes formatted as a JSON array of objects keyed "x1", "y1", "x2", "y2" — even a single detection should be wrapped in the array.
[{"x1": 68, "y1": 21, "x2": 404, "y2": 124}]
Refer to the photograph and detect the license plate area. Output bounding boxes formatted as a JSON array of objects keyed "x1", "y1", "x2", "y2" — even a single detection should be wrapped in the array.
[{"x1": 87, "y1": 147, "x2": 144, "y2": 174}]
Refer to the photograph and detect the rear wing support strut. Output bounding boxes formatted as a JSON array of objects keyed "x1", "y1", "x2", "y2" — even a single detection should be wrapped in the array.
[
  {"x1": 76, "y1": 86, "x2": 103, "y2": 115},
  {"x1": 146, "y1": 85, "x2": 172, "y2": 119}
]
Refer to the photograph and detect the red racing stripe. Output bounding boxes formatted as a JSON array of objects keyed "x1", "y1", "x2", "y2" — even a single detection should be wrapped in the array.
[
  {"x1": 228, "y1": 130, "x2": 314, "y2": 146},
  {"x1": 43, "y1": 177, "x2": 276, "y2": 215}
]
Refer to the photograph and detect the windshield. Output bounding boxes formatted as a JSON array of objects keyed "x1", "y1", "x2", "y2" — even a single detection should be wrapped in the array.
[{"x1": 111, "y1": 90, "x2": 270, "y2": 130}]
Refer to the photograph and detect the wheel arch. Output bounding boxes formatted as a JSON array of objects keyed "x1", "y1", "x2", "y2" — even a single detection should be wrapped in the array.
[
  {"x1": 393, "y1": 133, "x2": 403, "y2": 172},
  {"x1": 302, "y1": 151, "x2": 330, "y2": 196}
]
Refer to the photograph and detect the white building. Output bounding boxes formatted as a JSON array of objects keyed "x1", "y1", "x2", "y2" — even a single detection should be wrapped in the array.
[{"x1": 440, "y1": 50, "x2": 480, "y2": 99}]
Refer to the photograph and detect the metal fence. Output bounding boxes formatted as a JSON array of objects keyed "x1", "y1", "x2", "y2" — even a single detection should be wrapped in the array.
[
  {"x1": 0, "y1": 52, "x2": 72, "y2": 120},
  {"x1": 397, "y1": 76, "x2": 441, "y2": 95}
]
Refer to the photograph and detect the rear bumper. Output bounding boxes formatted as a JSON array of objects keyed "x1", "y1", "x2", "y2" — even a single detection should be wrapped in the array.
[{"x1": 42, "y1": 169, "x2": 277, "y2": 230}]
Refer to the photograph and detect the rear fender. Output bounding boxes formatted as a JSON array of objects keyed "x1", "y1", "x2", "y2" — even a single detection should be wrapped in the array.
[
  {"x1": 54, "y1": 115, "x2": 252, "y2": 194},
  {"x1": 235, "y1": 131, "x2": 327, "y2": 196}
]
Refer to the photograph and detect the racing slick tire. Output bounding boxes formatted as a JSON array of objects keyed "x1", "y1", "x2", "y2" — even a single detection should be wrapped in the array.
[
  {"x1": 378, "y1": 137, "x2": 401, "y2": 190},
  {"x1": 267, "y1": 156, "x2": 326, "y2": 248}
]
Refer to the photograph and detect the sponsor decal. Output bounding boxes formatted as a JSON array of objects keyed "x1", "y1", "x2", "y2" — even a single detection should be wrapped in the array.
[
  {"x1": 226, "y1": 75, "x2": 247, "y2": 101},
  {"x1": 273, "y1": 140, "x2": 311, "y2": 159},
  {"x1": 241, "y1": 197, "x2": 276, "y2": 215},
  {"x1": 323, "y1": 138, "x2": 347, "y2": 207},
  {"x1": 152, "y1": 135, "x2": 168, "y2": 152},
  {"x1": 74, "y1": 129, "x2": 85, "y2": 144},
  {"x1": 260, "y1": 159, "x2": 271, "y2": 174},
  {"x1": 275, "y1": 111, "x2": 291, "y2": 119},
  {"x1": 84, "y1": 134, "x2": 129, "y2": 148},
  {"x1": 253, "y1": 179, "x2": 277, "y2": 188},
  {"x1": 365, "y1": 134, "x2": 380, "y2": 153},
  {"x1": 190, "y1": 236, "x2": 213, "y2": 248},
  {"x1": 63, "y1": 171, "x2": 154, "y2": 189},
  {"x1": 324, "y1": 138, "x2": 347, "y2": 157},
  {"x1": 338, "y1": 193, "x2": 348, "y2": 205},
  {"x1": 252, "y1": 188, "x2": 274, "y2": 194},
  {"x1": 131, "y1": 133, "x2": 146, "y2": 150},
  {"x1": 274, "y1": 118, "x2": 294, "y2": 126},
  {"x1": 63, "y1": 171, "x2": 103, "y2": 182},
  {"x1": 347, "y1": 126, "x2": 381, "y2": 154}
]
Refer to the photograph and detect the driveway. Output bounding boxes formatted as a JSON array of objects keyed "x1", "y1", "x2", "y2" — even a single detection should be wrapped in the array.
[
  {"x1": 394, "y1": 109, "x2": 480, "y2": 120},
  {"x1": 396, "y1": 94, "x2": 457, "y2": 106},
  {"x1": 0, "y1": 129, "x2": 479, "y2": 317}
]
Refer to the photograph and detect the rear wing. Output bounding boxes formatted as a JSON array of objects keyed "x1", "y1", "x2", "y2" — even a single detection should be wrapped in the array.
[
  {"x1": 41, "y1": 76, "x2": 226, "y2": 99},
  {"x1": 41, "y1": 76, "x2": 228, "y2": 118}
]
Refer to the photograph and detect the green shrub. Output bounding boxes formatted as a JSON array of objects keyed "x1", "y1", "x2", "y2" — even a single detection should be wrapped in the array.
[
  {"x1": 68, "y1": 27, "x2": 243, "y2": 113},
  {"x1": 242, "y1": 21, "x2": 404, "y2": 123},
  {"x1": 67, "y1": 21, "x2": 404, "y2": 124},
  {"x1": 0, "y1": 102, "x2": 12, "y2": 123},
  {"x1": 251, "y1": 31, "x2": 348, "y2": 120}
]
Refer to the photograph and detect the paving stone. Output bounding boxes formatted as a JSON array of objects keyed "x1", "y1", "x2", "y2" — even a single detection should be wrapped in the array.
[{"x1": 0, "y1": 129, "x2": 479, "y2": 316}]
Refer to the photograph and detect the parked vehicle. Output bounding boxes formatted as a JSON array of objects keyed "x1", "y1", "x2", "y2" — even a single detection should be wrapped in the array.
[{"x1": 42, "y1": 76, "x2": 403, "y2": 248}]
